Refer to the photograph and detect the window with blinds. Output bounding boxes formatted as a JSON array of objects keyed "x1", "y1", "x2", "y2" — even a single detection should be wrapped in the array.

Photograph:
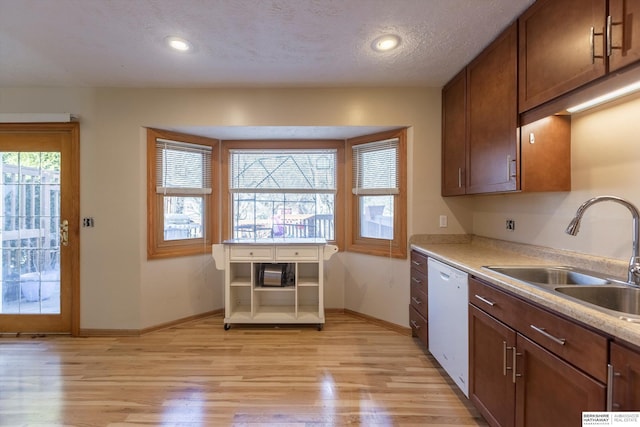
[
  {"x1": 155, "y1": 138, "x2": 212, "y2": 242},
  {"x1": 229, "y1": 149, "x2": 337, "y2": 241},
  {"x1": 351, "y1": 138, "x2": 399, "y2": 240},
  {"x1": 156, "y1": 139, "x2": 212, "y2": 195},
  {"x1": 147, "y1": 128, "x2": 218, "y2": 259}
]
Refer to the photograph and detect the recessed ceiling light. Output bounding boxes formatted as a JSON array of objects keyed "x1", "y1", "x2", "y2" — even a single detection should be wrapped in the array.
[
  {"x1": 165, "y1": 36, "x2": 193, "y2": 52},
  {"x1": 371, "y1": 34, "x2": 401, "y2": 52}
]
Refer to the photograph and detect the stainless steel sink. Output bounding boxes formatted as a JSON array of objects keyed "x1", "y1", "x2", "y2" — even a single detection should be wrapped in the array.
[
  {"x1": 485, "y1": 266, "x2": 613, "y2": 286},
  {"x1": 483, "y1": 265, "x2": 640, "y2": 321},
  {"x1": 554, "y1": 286, "x2": 640, "y2": 316}
]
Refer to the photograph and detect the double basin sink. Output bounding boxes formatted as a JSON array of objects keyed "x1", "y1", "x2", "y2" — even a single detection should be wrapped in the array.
[{"x1": 483, "y1": 265, "x2": 640, "y2": 322}]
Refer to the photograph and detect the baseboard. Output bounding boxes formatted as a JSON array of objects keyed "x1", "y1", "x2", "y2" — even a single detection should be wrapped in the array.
[
  {"x1": 343, "y1": 309, "x2": 412, "y2": 336},
  {"x1": 79, "y1": 309, "x2": 223, "y2": 337},
  {"x1": 79, "y1": 308, "x2": 409, "y2": 337}
]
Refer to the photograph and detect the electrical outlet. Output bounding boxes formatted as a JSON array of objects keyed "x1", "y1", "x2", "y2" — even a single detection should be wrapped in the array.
[{"x1": 506, "y1": 219, "x2": 515, "y2": 231}]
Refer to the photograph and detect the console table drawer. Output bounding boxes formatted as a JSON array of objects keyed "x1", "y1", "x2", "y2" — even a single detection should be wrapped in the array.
[
  {"x1": 276, "y1": 246, "x2": 319, "y2": 261},
  {"x1": 229, "y1": 246, "x2": 274, "y2": 260}
]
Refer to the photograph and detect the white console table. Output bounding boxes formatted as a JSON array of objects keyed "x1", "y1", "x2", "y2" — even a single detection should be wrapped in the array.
[{"x1": 212, "y1": 239, "x2": 338, "y2": 330}]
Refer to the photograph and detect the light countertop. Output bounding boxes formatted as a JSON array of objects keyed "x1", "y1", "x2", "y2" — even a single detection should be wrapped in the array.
[
  {"x1": 410, "y1": 235, "x2": 640, "y2": 347},
  {"x1": 222, "y1": 238, "x2": 327, "y2": 245}
]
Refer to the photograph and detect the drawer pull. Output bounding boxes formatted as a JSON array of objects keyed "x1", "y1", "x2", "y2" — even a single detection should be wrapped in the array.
[
  {"x1": 411, "y1": 277, "x2": 422, "y2": 284},
  {"x1": 249, "y1": 252, "x2": 253, "y2": 256},
  {"x1": 295, "y1": 252, "x2": 299, "y2": 255},
  {"x1": 411, "y1": 296, "x2": 423, "y2": 305},
  {"x1": 474, "y1": 294, "x2": 495, "y2": 307},
  {"x1": 411, "y1": 260, "x2": 422, "y2": 266},
  {"x1": 530, "y1": 324, "x2": 566, "y2": 346},
  {"x1": 410, "y1": 320, "x2": 421, "y2": 329}
]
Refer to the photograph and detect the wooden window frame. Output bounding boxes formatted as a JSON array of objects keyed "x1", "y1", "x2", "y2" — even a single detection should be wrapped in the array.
[
  {"x1": 346, "y1": 128, "x2": 407, "y2": 259},
  {"x1": 147, "y1": 128, "x2": 219, "y2": 259},
  {"x1": 221, "y1": 139, "x2": 344, "y2": 249}
]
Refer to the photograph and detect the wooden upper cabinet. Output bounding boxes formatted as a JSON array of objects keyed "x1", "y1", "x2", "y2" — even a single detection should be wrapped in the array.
[
  {"x1": 441, "y1": 69, "x2": 466, "y2": 196},
  {"x1": 609, "y1": 0, "x2": 640, "y2": 71},
  {"x1": 467, "y1": 22, "x2": 518, "y2": 194},
  {"x1": 520, "y1": 115, "x2": 571, "y2": 192},
  {"x1": 519, "y1": 0, "x2": 607, "y2": 113}
]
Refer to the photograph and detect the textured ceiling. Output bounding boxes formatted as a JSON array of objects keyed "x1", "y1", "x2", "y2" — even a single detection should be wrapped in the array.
[{"x1": 0, "y1": 0, "x2": 535, "y2": 88}]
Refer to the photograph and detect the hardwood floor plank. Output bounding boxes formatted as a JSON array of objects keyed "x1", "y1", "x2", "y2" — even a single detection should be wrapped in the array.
[{"x1": 0, "y1": 313, "x2": 486, "y2": 426}]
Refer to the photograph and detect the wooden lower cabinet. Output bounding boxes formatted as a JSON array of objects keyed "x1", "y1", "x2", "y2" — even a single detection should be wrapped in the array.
[
  {"x1": 409, "y1": 250, "x2": 428, "y2": 346},
  {"x1": 610, "y1": 341, "x2": 640, "y2": 410},
  {"x1": 515, "y1": 334, "x2": 606, "y2": 427},
  {"x1": 469, "y1": 278, "x2": 607, "y2": 427},
  {"x1": 469, "y1": 305, "x2": 516, "y2": 427}
]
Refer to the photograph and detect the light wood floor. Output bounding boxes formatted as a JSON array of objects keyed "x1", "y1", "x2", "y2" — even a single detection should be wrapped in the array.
[{"x1": 0, "y1": 312, "x2": 487, "y2": 426}]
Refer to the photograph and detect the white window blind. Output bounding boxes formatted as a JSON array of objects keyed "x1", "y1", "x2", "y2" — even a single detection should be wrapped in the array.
[
  {"x1": 352, "y1": 138, "x2": 399, "y2": 195},
  {"x1": 156, "y1": 138, "x2": 212, "y2": 195},
  {"x1": 230, "y1": 149, "x2": 337, "y2": 194}
]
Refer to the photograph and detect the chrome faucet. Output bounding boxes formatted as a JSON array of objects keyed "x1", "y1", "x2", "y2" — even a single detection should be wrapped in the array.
[{"x1": 566, "y1": 196, "x2": 640, "y2": 287}]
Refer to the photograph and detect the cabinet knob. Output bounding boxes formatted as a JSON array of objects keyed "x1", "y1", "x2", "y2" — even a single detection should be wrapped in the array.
[
  {"x1": 249, "y1": 252, "x2": 253, "y2": 256},
  {"x1": 295, "y1": 252, "x2": 299, "y2": 255}
]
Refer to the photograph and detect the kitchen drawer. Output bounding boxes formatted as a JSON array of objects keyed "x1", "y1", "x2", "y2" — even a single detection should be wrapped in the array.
[
  {"x1": 229, "y1": 246, "x2": 274, "y2": 261},
  {"x1": 515, "y1": 297, "x2": 608, "y2": 383},
  {"x1": 275, "y1": 246, "x2": 319, "y2": 261},
  {"x1": 410, "y1": 250, "x2": 428, "y2": 276},
  {"x1": 470, "y1": 277, "x2": 608, "y2": 383},
  {"x1": 410, "y1": 305, "x2": 428, "y2": 347},
  {"x1": 469, "y1": 277, "x2": 521, "y2": 327},
  {"x1": 410, "y1": 269, "x2": 427, "y2": 295},
  {"x1": 410, "y1": 282, "x2": 428, "y2": 318}
]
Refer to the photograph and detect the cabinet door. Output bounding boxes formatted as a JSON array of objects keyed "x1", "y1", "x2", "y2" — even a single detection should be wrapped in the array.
[
  {"x1": 519, "y1": 0, "x2": 607, "y2": 112},
  {"x1": 467, "y1": 22, "x2": 518, "y2": 194},
  {"x1": 469, "y1": 305, "x2": 516, "y2": 427},
  {"x1": 442, "y1": 69, "x2": 467, "y2": 196},
  {"x1": 515, "y1": 334, "x2": 606, "y2": 427},
  {"x1": 609, "y1": 0, "x2": 640, "y2": 71},
  {"x1": 520, "y1": 116, "x2": 571, "y2": 192},
  {"x1": 610, "y1": 341, "x2": 640, "y2": 411}
]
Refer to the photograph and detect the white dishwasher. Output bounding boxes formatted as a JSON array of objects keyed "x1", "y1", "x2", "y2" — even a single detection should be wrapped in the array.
[{"x1": 428, "y1": 257, "x2": 469, "y2": 397}]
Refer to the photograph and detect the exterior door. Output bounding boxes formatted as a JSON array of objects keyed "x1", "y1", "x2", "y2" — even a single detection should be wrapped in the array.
[{"x1": 0, "y1": 123, "x2": 79, "y2": 334}]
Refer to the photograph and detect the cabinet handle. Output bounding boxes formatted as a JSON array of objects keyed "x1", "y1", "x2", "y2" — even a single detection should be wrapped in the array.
[
  {"x1": 411, "y1": 260, "x2": 422, "y2": 266},
  {"x1": 502, "y1": 341, "x2": 512, "y2": 376},
  {"x1": 606, "y1": 363, "x2": 622, "y2": 411},
  {"x1": 591, "y1": 26, "x2": 605, "y2": 64},
  {"x1": 411, "y1": 296, "x2": 423, "y2": 305},
  {"x1": 513, "y1": 347, "x2": 522, "y2": 383},
  {"x1": 474, "y1": 294, "x2": 495, "y2": 307},
  {"x1": 411, "y1": 277, "x2": 422, "y2": 284},
  {"x1": 530, "y1": 324, "x2": 566, "y2": 346},
  {"x1": 295, "y1": 252, "x2": 299, "y2": 255},
  {"x1": 606, "y1": 15, "x2": 612, "y2": 57},
  {"x1": 506, "y1": 155, "x2": 511, "y2": 181},
  {"x1": 458, "y1": 167, "x2": 462, "y2": 188},
  {"x1": 249, "y1": 251, "x2": 253, "y2": 256},
  {"x1": 506, "y1": 155, "x2": 517, "y2": 179},
  {"x1": 410, "y1": 320, "x2": 420, "y2": 329}
]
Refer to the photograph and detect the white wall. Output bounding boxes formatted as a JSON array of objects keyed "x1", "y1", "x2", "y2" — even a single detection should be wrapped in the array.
[
  {"x1": 471, "y1": 93, "x2": 640, "y2": 262},
  {"x1": 0, "y1": 86, "x2": 448, "y2": 330}
]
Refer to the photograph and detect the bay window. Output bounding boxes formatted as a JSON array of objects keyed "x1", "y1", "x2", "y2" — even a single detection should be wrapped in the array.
[
  {"x1": 222, "y1": 141, "x2": 344, "y2": 246},
  {"x1": 147, "y1": 128, "x2": 218, "y2": 259},
  {"x1": 346, "y1": 129, "x2": 407, "y2": 258}
]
